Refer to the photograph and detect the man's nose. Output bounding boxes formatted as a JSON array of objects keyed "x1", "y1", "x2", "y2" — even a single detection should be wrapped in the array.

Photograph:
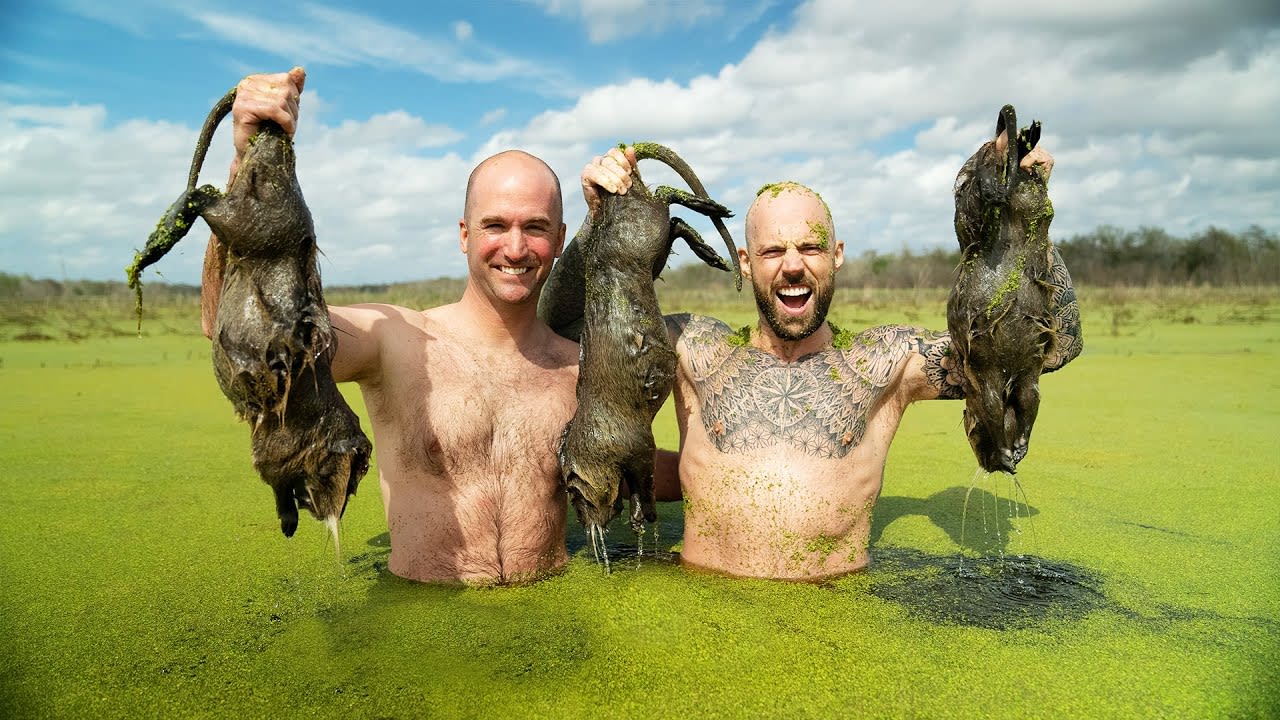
[
  {"x1": 502, "y1": 227, "x2": 530, "y2": 259},
  {"x1": 781, "y1": 248, "x2": 805, "y2": 277}
]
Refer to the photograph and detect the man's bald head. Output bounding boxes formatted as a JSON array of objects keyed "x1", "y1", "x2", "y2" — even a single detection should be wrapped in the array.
[
  {"x1": 463, "y1": 150, "x2": 563, "y2": 225},
  {"x1": 745, "y1": 181, "x2": 835, "y2": 250}
]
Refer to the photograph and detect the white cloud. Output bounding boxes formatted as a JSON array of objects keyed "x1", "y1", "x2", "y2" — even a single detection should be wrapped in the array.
[
  {"x1": 185, "y1": 6, "x2": 578, "y2": 95},
  {"x1": 5, "y1": 0, "x2": 1278, "y2": 286},
  {"x1": 527, "y1": 0, "x2": 729, "y2": 42},
  {"x1": 489, "y1": 0, "x2": 1280, "y2": 261}
]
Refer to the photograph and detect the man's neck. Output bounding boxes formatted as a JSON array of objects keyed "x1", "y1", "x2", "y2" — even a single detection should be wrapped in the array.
[
  {"x1": 751, "y1": 320, "x2": 833, "y2": 363},
  {"x1": 455, "y1": 284, "x2": 547, "y2": 349}
]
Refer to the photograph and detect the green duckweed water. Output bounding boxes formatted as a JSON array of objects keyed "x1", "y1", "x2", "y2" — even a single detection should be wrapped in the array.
[{"x1": 2, "y1": 292, "x2": 1278, "y2": 717}]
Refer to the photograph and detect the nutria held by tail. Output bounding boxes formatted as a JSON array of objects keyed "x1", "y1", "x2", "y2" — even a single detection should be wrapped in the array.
[
  {"x1": 127, "y1": 88, "x2": 370, "y2": 539},
  {"x1": 545, "y1": 143, "x2": 739, "y2": 542},
  {"x1": 947, "y1": 105, "x2": 1057, "y2": 474}
]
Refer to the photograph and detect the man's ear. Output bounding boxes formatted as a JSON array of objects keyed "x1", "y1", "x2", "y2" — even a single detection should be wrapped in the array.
[
  {"x1": 833, "y1": 238, "x2": 845, "y2": 271},
  {"x1": 555, "y1": 223, "x2": 567, "y2": 258},
  {"x1": 738, "y1": 246, "x2": 751, "y2": 280},
  {"x1": 458, "y1": 218, "x2": 468, "y2": 254}
]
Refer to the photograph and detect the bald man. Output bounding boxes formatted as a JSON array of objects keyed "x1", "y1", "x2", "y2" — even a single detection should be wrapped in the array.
[
  {"x1": 577, "y1": 144, "x2": 1081, "y2": 581},
  {"x1": 202, "y1": 69, "x2": 579, "y2": 584}
]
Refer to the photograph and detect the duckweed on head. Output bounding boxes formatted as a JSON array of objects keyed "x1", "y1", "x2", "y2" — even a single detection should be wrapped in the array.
[
  {"x1": 807, "y1": 221, "x2": 831, "y2": 250},
  {"x1": 755, "y1": 181, "x2": 833, "y2": 222}
]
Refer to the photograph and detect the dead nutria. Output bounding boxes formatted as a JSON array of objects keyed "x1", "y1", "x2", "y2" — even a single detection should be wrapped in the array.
[
  {"x1": 127, "y1": 89, "x2": 371, "y2": 540},
  {"x1": 541, "y1": 143, "x2": 739, "y2": 555},
  {"x1": 947, "y1": 104, "x2": 1058, "y2": 474}
]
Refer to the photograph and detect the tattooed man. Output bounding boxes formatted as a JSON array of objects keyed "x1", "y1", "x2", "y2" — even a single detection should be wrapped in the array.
[{"x1": 578, "y1": 142, "x2": 1081, "y2": 580}]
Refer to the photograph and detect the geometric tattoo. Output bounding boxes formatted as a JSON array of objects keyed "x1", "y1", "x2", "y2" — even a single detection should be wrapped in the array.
[
  {"x1": 1043, "y1": 245, "x2": 1083, "y2": 372},
  {"x1": 673, "y1": 315, "x2": 965, "y2": 458}
]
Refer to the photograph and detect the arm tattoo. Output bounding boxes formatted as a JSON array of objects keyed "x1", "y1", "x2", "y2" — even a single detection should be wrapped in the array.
[
  {"x1": 1043, "y1": 246, "x2": 1083, "y2": 373},
  {"x1": 679, "y1": 317, "x2": 954, "y2": 458},
  {"x1": 914, "y1": 330, "x2": 966, "y2": 400}
]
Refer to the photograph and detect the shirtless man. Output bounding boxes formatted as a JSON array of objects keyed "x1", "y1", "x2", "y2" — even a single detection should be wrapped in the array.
[
  {"x1": 202, "y1": 68, "x2": 580, "y2": 585},
  {"x1": 578, "y1": 140, "x2": 1081, "y2": 581}
]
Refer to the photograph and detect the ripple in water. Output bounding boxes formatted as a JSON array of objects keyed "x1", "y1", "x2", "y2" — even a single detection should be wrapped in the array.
[{"x1": 869, "y1": 546, "x2": 1105, "y2": 630}]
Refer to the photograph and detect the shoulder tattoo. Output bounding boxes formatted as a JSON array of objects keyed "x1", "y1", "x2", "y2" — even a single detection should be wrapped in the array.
[{"x1": 679, "y1": 319, "x2": 945, "y2": 458}]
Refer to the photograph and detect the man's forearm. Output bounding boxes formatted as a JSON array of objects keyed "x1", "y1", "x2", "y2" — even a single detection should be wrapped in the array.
[
  {"x1": 653, "y1": 448, "x2": 682, "y2": 502},
  {"x1": 537, "y1": 222, "x2": 590, "y2": 341},
  {"x1": 1043, "y1": 245, "x2": 1082, "y2": 372},
  {"x1": 201, "y1": 234, "x2": 227, "y2": 339}
]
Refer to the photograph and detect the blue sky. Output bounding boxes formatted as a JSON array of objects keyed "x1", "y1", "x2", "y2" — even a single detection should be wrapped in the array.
[{"x1": 3, "y1": 1, "x2": 1278, "y2": 285}]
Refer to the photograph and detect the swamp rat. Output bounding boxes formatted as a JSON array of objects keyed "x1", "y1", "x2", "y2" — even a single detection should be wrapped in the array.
[
  {"x1": 127, "y1": 89, "x2": 370, "y2": 539},
  {"x1": 947, "y1": 104, "x2": 1059, "y2": 474},
  {"x1": 541, "y1": 143, "x2": 739, "y2": 552}
]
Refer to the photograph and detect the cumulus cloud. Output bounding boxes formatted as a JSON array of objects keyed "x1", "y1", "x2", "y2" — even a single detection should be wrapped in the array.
[
  {"x1": 493, "y1": 0, "x2": 1280, "y2": 258},
  {"x1": 0, "y1": 98, "x2": 476, "y2": 286},
  {"x1": 5, "y1": 0, "x2": 1278, "y2": 286}
]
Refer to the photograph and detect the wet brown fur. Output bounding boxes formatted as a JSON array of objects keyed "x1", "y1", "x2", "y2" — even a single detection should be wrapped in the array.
[
  {"x1": 947, "y1": 105, "x2": 1056, "y2": 474},
  {"x1": 545, "y1": 144, "x2": 739, "y2": 532},
  {"x1": 128, "y1": 89, "x2": 370, "y2": 536}
]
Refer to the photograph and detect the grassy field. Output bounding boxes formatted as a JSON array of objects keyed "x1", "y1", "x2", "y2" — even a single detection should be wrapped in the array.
[{"x1": 1, "y1": 287, "x2": 1277, "y2": 718}]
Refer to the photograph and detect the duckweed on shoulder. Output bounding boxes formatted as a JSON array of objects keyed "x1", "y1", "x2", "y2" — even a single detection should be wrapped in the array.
[
  {"x1": 830, "y1": 323, "x2": 854, "y2": 350},
  {"x1": 727, "y1": 325, "x2": 753, "y2": 347}
]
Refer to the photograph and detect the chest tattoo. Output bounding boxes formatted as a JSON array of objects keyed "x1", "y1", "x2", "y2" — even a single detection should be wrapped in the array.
[{"x1": 678, "y1": 317, "x2": 928, "y2": 458}]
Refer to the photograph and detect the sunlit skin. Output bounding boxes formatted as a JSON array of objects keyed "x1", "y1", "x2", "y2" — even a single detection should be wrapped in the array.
[
  {"x1": 203, "y1": 68, "x2": 580, "y2": 585},
  {"x1": 585, "y1": 146, "x2": 1059, "y2": 580},
  {"x1": 459, "y1": 152, "x2": 567, "y2": 313},
  {"x1": 740, "y1": 188, "x2": 844, "y2": 359}
]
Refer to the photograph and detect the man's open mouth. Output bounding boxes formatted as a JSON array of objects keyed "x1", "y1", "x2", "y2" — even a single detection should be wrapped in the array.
[
  {"x1": 777, "y1": 285, "x2": 812, "y2": 312},
  {"x1": 498, "y1": 265, "x2": 531, "y2": 276}
]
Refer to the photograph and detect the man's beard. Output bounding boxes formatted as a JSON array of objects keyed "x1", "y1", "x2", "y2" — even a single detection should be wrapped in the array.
[{"x1": 752, "y1": 276, "x2": 836, "y2": 341}]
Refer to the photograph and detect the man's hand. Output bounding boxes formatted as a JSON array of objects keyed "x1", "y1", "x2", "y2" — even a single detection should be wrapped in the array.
[
  {"x1": 229, "y1": 67, "x2": 306, "y2": 183},
  {"x1": 580, "y1": 145, "x2": 637, "y2": 216},
  {"x1": 994, "y1": 130, "x2": 1054, "y2": 182}
]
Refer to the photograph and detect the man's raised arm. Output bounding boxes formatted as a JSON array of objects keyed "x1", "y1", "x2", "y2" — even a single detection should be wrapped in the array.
[{"x1": 1042, "y1": 245, "x2": 1082, "y2": 372}]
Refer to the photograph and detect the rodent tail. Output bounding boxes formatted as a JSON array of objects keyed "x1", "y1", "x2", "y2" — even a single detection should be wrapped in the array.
[
  {"x1": 186, "y1": 88, "x2": 238, "y2": 192},
  {"x1": 996, "y1": 105, "x2": 1019, "y2": 191},
  {"x1": 628, "y1": 142, "x2": 742, "y2": 290}
]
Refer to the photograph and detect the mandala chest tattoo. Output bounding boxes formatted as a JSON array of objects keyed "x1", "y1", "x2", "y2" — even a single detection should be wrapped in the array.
[{"x1": 679, "y1": 317, "x2": 945, "y2": 458}]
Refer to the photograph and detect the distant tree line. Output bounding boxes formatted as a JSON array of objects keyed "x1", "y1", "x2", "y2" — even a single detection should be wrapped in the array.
[
  {"x1": 662, "y1": 224, "x2": 1280, "y2": 290},
  {"x1": 1, "y1": 225, "x2": 1276, "y2": 301}
]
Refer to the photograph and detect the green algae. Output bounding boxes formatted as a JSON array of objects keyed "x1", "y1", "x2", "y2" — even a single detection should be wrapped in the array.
[
  {"x1": 986, "y1": 253, "x2": 1027, "y2": 318},
  {"x1": 726, "y1": 324, "x2": 752, "y2": 347},
  {"x1": 755, "y1": 181, "x2": 833, "y2": 222},
  {"x1": 3, "y1": 295, "x2": 1280, "y2": 717},
  {"x1": 807, "y1": 220, "x2": 831, "y2": 250},
  {"x1": 829, "y1": 322, "x2": 854, "y2": 350}
]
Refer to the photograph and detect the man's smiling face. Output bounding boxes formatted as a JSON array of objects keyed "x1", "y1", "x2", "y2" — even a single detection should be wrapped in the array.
[{"x1": 460, "y1": 151, "x2": 566, "y2": 307}]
